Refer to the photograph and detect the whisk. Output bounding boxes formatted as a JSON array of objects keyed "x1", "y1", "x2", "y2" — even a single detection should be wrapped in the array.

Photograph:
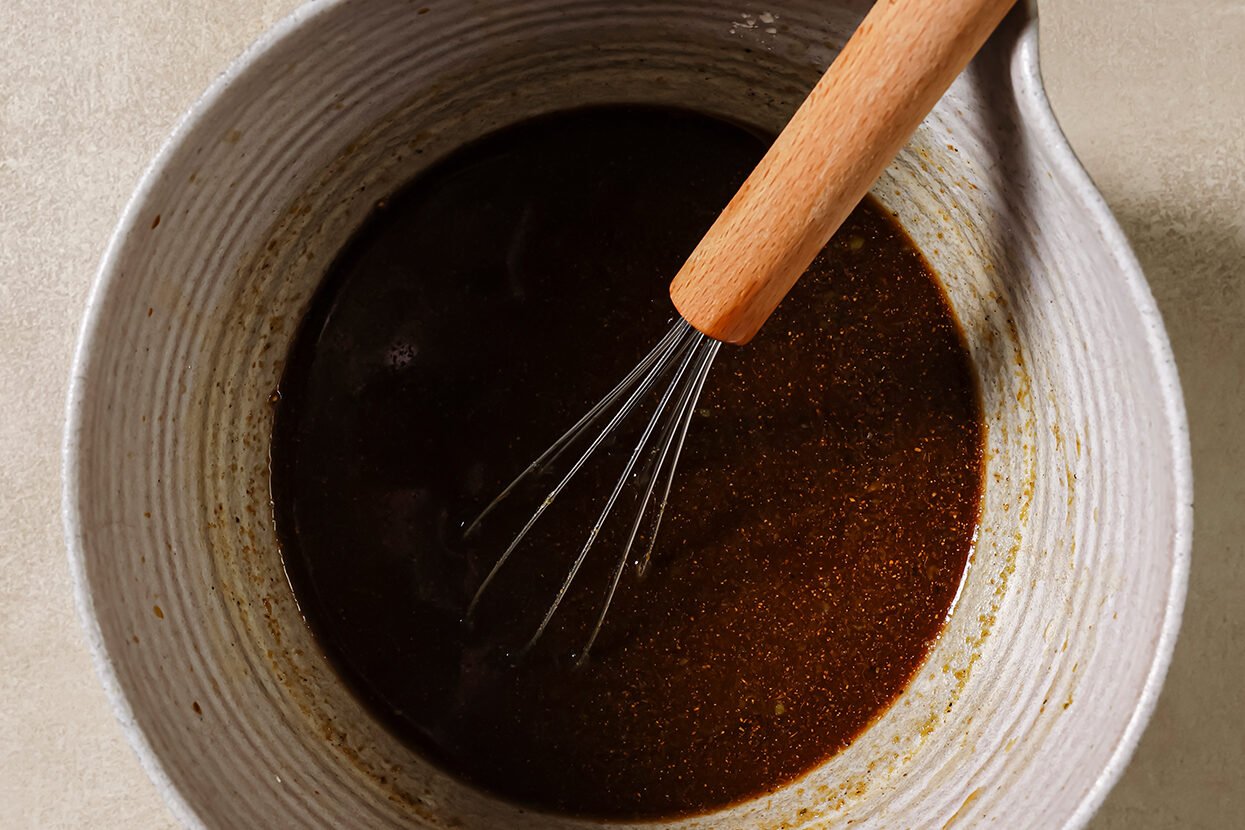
[{"x1": 465, "y1": 0, "x2": 1014, "y2": 660}]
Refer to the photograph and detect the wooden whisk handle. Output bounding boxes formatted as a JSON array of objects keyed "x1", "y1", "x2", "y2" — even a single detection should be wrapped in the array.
[{"x1": 669, "y1": 0, "x2": 1016, "y2": 344}]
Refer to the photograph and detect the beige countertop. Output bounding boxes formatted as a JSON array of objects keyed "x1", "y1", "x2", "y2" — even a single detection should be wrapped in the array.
[{"x1": 2, "y1": 0, "x2": 1241, "y2": 826}]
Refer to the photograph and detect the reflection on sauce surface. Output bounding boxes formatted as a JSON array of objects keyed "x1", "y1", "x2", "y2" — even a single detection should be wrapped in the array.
[{"x1": 271, "y1": 106, "x2": 984, "y2": 819}]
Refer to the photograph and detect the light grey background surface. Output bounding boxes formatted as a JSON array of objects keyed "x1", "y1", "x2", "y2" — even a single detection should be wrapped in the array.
[{"x1": 1, "y1": 0, "x2": 1240, "y2": 826}]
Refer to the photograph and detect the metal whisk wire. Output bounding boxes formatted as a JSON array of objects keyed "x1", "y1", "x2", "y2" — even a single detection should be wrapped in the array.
[{"x1": 463, "y1": 318, "x2": 720, "y2": 660}]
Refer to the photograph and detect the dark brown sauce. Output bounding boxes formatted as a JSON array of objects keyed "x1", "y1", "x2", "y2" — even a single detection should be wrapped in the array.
[{"x1": 271, "y1": 106, "x2": 983, "y2": 820}]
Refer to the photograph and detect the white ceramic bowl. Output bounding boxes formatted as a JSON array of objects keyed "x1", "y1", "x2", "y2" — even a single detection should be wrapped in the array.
[{"x1": 64, "y1": 1, "x2": 1191, "y2": 827}]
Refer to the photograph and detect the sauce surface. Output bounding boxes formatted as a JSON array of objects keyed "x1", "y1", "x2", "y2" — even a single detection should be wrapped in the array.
[{"x1": 271, "y1": 106, "x2": 984, "y2": 819}]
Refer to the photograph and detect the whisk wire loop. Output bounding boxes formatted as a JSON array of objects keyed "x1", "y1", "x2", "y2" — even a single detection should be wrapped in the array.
[
  {"x1": 523, "y1": 327, "x2": 704, "y2": 655},
  {"x1": 577, "y1": 335, "x2": 720, "y2": 662},
  {"x1": 463, "y1": 320, "x2": 691, "y2": 538},
  {"x1": 467, "y1": 320, "x2": 697, "y2": 616},
  {"x1": 464, "y1": 319, "x2": 721, "y2": 657}
]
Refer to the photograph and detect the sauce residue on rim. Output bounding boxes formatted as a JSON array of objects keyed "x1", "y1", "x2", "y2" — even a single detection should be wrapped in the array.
[{"x1": 270, "y1": 105, "x2": 984, "y2": 819}]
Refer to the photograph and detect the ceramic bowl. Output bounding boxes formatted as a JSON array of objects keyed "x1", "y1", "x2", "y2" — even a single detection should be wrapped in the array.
[{"x1": 64, "y1": 1, "x2": 1191, "y2": 827}]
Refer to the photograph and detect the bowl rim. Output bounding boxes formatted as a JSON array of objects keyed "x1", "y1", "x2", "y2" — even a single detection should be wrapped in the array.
[
  {"x1": 1010, "y1": 19, "x2": 1192, "y2": 830},
  {"x1": 61, "y1": 4, "x2": 344, "y2": 827},
  {"x1": 60, "y1": 3, "x2": 1192, "y2": 828}
]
